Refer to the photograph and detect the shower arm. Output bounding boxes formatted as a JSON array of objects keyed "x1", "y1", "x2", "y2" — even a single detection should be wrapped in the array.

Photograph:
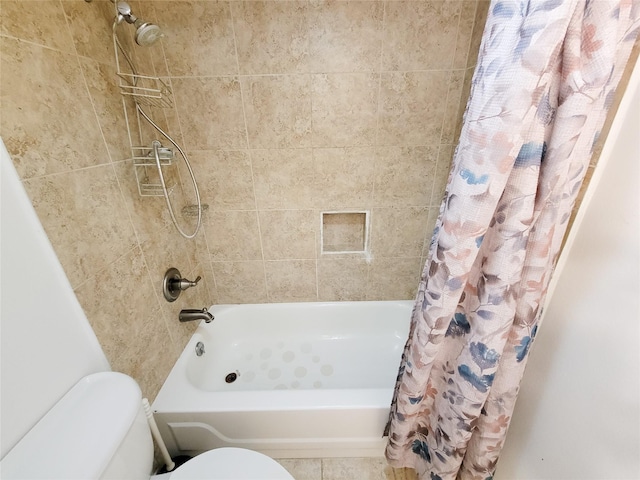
[{"x1": 116, "y1": 2, "x2": 138, "y2": 25}]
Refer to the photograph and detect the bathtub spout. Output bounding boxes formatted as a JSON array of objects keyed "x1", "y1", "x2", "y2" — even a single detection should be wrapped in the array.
[{"x1": 179, "y1": 308, "x2": 214, "y2": 323}]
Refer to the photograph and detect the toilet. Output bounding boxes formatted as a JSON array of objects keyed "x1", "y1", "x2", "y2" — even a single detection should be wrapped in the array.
[{"x1": 0, "y1": 372, "x2": 295, "y2": 480}]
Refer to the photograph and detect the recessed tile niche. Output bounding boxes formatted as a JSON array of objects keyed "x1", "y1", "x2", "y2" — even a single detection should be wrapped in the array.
[{"x1": 321, "y1": 211, "x2": 369, "y2": 254}]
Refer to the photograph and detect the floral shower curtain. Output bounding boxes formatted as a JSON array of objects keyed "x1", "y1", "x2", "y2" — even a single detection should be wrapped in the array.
[{"x1": 385, "y1": 1, "x2": 640, "y2": 479}]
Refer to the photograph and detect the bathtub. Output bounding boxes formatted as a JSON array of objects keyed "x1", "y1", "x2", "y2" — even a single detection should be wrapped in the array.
[{"x1": 152, "y1": 300, "x2": 412, "y2": 458}]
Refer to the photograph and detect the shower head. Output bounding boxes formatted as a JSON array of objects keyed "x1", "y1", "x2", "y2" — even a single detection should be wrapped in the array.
[
  {"x1": 134, "y1": 21, "x2": 162, "y2": 46},
  {"x1": 115, "y1": 1, "x2": 163, "y2": 46}
]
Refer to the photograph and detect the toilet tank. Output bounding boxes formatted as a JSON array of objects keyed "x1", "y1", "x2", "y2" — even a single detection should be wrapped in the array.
[{"x1": 0, "y1": 372, "x2": 154, "y2": 479}]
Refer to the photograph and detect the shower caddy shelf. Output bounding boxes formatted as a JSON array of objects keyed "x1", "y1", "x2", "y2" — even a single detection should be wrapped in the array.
[
  {"x1": 121, "y1": 73, "x2": 176, "y2": 197},
  {"x1": 131, "y1": 144, "x2": 175, "y2": 197},
  {"x1": 113, "y1": 29, "x2": 176, "y2": 197},
  {"x1": 117, "y1": 72, "x2": 173, "y2": 109}
]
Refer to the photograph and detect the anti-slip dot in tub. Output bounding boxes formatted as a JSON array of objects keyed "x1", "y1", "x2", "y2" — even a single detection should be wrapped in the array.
[
  {"x1": 260, "y1": 348, "x2": 272, "y2": 359},
  {"x1": 218, "y1": 338, "x2": 337, "y2": 390}
]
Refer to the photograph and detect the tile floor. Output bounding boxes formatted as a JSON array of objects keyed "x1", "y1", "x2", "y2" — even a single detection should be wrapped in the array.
[{"x1": 276, "y1": 457, "x2": 418, "y2": 480}]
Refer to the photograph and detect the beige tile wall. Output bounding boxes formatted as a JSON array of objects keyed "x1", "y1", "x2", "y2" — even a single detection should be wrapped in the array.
[
  {"x1": 0, "y1": 0, "x2": 488, "y2": 399},
  {"x1": 149, "y1": 0, "x2": 488, "y2": 306},
  {"x1": 0, "y1": 0, "x2": 209, "y2": 400}
]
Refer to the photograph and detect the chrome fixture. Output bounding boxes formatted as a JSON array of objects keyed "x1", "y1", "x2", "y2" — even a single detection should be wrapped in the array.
[
  {"x1": 179, "y1": 308, "x2": 214, "y2": 324},
  {"x1": 115, "y1": 1, "x2": 163, "y2": 46},
  {"x1": 162, "y1": 267, "x2": 201, "y2": 302},
  {"x1": 195, "y1": 341, "x2": 205, "y2": 356}
]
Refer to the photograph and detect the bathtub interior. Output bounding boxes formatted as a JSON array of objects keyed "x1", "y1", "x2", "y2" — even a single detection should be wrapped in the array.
[{"x1": 186, "y1": 301, "x2": 412, "y2": 392}]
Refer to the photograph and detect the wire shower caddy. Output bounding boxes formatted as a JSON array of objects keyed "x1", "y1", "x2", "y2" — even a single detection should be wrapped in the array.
[{"x1": 113, "y1": 26, "x2": 175, "y2": 197}]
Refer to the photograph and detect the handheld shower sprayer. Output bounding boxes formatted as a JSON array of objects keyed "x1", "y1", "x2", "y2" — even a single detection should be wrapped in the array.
[{"x1": 115, "y1": 1, "x2": 163, "y2": 47}]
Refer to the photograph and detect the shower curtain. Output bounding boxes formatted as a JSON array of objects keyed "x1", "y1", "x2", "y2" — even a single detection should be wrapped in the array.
[{"x1": 385, "y1": 1, "x2": 640, "y2": 479}]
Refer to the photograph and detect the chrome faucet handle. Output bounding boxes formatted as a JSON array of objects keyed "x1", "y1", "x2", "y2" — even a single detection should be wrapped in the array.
[
  {"x1": 178, "y1": 275, "x2": 201, "y2": 290},
  {"x1": 162, "y1": 268, "x2": 201, "y2": 302}
]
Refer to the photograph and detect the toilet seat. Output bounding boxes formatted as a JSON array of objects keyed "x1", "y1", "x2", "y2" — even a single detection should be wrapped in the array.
[{"x1": 166, "y1": 448, "x2": 295, "y2": 480}]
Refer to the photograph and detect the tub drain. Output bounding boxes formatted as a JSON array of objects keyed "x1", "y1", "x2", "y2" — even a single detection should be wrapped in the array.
[{"x1": 225, "y1": 372, "x2": 237, "y2": 383}]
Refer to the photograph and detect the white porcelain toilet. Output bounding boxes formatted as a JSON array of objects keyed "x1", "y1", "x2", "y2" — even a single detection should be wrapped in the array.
[{"x1": 0, "y1": 372, "x2": 295, "y2": 480}]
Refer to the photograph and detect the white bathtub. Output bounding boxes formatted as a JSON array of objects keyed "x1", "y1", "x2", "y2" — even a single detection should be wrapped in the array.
[{"x1": 152, "y1": 300, "x2": 412, "y2": 458}]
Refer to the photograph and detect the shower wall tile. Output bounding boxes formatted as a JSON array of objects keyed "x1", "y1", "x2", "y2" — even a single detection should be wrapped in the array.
[
  {"x1": 382, "y1": 1, "x2": 461, "y2": 71},
  {"x1": 112, "y1": 159, "x2": 172, "y2": 242},
  {"x1": 194, "y1": 258, "x2": 219, "y2": 309},
  {"x1": 127, "y1": 314, "x2": 180, "y2": 400},
  {"x1": 454, "y1": 66, "x2": 475, "y2": 142},
  {"x1": 259, "y1": 210, "x2": 318, "y2": 260},
  {"x1": 158, "y1": 87, "x2": 188, "y2": 144},
  {"x1": 307, "y1": 1, "x2": 384, "y2": 73},
  {"x1": 153, "y1": 1, "x2": 237, "y2": 77},
  {"x1": 212, "y1": 261, "x2": 268, "y2": 304},
  {"x1": 161, "y1": 301, "x2": 199, "y2": 358},
  {"x1": 80, "y1": 57, "x2": 132, "y2": 162},
  {"x1": 253, "y1": 147, "x2": 376, "y2": 211},
  {"x1": 140, "y1": 224, "x2": 199, "y2": 294},
  {"x1": 188, "y1": 150, "x2": 256, "y2": 210},
  {"x1": 73, "y1": 245, "x2": 186, "y2": 401},
  {"x1": 62, "y1": 0, "x2": 116, "y2": 66},
  {"x1": 317, "y1": 257, "x2": 369, "y2": 301},
  {"x1": 74, "y1": 246, "x2": 159, "y2": 365},
  {"x1": 311, "y1": 73, "x2": 379, "y2": 148},
  {"x1": 205, "y1": 210, "x2": 263, "y2": 261},
  {"x1": 192, "y1": 249, "x2": 219, "y2": 302},
  {"x1": 469, "y1": 0, "x2": 491, "y2": 67},
  {"x1": 0, "y1": 1, "x2": 76, "y2": 53},
  {"x1": 370, "y1": 207, "x2": 430, "y2": 258},
  {"x1": 251, "y1": 148, "x2": 315, "y2": 209},
  {"x1": 440, "y1": 69, "x2": 466, "y2": 145},
  {"x1": 265, "y1": 260, "x2": 318, "y2": 303},
  {"x1": 131, "y1": 98, "x2": 185, "y2": 153},
  {"x1": 422, "y1": 206, "x2": 441, "y2": 257},
  {"x1": 433, "y1": 144, "x2": 455, "y2": 205},
  {"x1": 241, "y1": 74, "x2": 312, "y2": 149},
  {"x1": 1, "y1": 0, "x2": 487, "y2": 401},
  {"x1": 366, "y1": 257, "x2": 422, "y2": 301},
  {"x1": 310, "y1": 147, "x2": 376, "y2": 209},
  {"x1": 22, "y1": 164, "x2": 138, "y2": 288},
  {"x1": 232, "y1": 1, "x2": 310, "y2": 75},
  {"x1": 453, "y1": 1, "x2": 479, "y2": 69},
  {"x1": 172, "y1": 77, "x2": 247, "y2": 150},
  {"x1": 373, "y1": 146, "x2": 438, "y2": 207},
  {"x1": 378, "y1": 71, "x2": 451, "y2": 146},
  {"x1": 0, "y1": 37, "x2": 110, "y2": 178}
]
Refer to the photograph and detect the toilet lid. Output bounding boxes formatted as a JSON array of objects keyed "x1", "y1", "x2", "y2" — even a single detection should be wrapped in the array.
[{"x1": 169, "y1": 448, "x2": 295, "y2": 480}]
